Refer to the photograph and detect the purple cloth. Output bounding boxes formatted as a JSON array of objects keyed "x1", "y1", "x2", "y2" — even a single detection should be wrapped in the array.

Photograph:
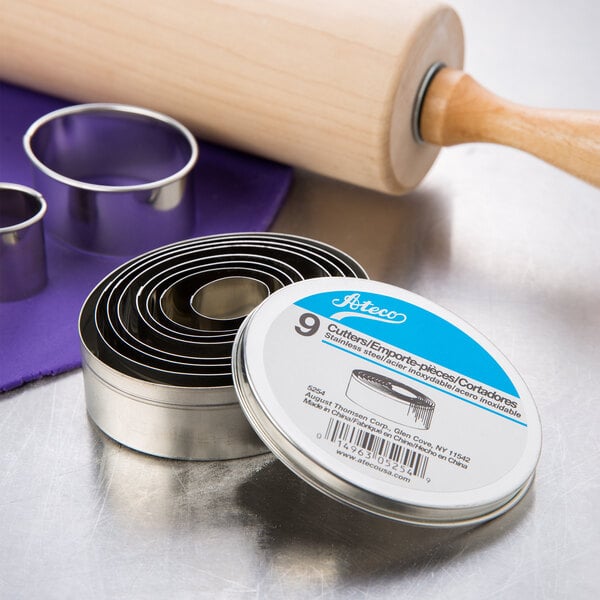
[{"x1": 0, "y1": 82, "x2": 292, "y2": 392}]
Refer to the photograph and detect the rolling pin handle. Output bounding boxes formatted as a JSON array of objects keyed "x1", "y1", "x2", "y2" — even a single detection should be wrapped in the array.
[{"x1": 418, "y1": 67, "x2": 600, "y2": 188}]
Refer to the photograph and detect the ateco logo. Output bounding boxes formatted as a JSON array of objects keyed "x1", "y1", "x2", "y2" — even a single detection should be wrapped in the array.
[{"x1": 330, "y1": 293, "x2": 407, "y2": 324}]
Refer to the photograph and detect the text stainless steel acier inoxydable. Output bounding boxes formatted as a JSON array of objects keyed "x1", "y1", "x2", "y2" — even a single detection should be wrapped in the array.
[
  {"x1": 232, "y1": 277, "x2": 542, "y2": 527},
  {"x1": 0, "y1": 183, "x2": 47, "y2": 302},
  {"x1": 24, "y1": 103, "x2": 198, "y2": 256},
  {"x1": 79, "y1": 233, "x2": 368, "y2": 460}
]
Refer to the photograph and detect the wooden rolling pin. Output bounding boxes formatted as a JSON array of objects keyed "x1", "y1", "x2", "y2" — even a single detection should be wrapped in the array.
[{"x1": 0, "y1": 0, "x2": 598, "y2": 193}]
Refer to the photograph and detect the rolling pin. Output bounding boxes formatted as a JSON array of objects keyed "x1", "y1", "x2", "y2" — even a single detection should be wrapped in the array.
[{"x1": 0, "y1": 0, "x2": 598, "y2": 193}]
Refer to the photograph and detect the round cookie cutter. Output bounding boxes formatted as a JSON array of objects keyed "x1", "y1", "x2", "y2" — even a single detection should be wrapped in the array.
[
  {"x1": 24, "y1": 103, "x2": 198, "y2": 256},
  {"x1": 0, "y1": 183, "x2": 48, "y2": 302}
]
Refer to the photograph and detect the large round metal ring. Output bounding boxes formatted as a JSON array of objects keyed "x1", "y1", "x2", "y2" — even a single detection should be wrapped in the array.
[
  {"x1": 24, "y1": 103, "x2": 198, "y2": 255},
  {"x1": 79, "y1": 232, "x2": 368, "y2": 460}
]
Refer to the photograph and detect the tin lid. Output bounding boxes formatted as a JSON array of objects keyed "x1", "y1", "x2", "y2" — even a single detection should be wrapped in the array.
[{"x1": 232, "y1": 278, "x2": 542, "y2": 527}]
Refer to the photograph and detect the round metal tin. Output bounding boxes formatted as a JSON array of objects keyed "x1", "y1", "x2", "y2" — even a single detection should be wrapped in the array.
[
  {"x1": 232, "y1": 278, "x2": 542, "y2": 527},
  {"x1": 79, "y1": 233, "x2": 367, "y2": 460}
]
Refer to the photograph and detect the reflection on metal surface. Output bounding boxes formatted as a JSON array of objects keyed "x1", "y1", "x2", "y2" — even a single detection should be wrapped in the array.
[
  {"x1": 89, "y1": 419, "x2": 270, "y2": 532},
  {"x1": 88, "y1": 417, "x2": 532, "y2": 590},
  {"x1": 234, "y1": 458, "x2": 533, "y2": 583},
  {"x1": 272, "y1": 171, "x2": 452, "y2": 286}
]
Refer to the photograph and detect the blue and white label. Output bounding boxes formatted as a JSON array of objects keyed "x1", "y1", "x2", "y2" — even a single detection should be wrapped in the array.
[
  {"x1": 296, "y1": 290, "x2": 519, "y2": 398},
  {"x1": 241, "y1": 279, "x2": 541, "y2": 501}
]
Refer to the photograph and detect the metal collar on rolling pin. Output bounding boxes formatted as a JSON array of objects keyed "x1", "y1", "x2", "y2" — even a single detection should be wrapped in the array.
[
  {"x1": 412, "y1": 61, "x2": 445, "y2": 144},
  {"x1": 79, "y1": 232, "x2": 368, "y2": 461}
]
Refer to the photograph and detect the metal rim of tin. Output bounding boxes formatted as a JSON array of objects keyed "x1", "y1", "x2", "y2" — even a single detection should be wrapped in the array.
[
  {"x1": 231, "y1": 277, "x2": 542, "y2": 527},
  {"x1": 79, "y1": 233, "x2": 368, "y2": 460}
]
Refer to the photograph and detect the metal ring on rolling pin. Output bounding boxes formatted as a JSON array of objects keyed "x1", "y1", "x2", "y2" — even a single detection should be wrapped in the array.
[
  {"x1": 79, "y1": 232, "x2": 368, "y2": 460},
  {"x1": 23, "y1": 103, "x2": 198, "y2": 256},
  {"x1": 0, "y1": 183, "x2": 48, "y2": 302},
  {"x1": 412, "y1": 61, "x2": 446, "y2": 144}
]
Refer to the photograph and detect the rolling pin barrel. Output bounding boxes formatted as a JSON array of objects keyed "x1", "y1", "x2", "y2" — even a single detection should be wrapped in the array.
[
  {"x1": 0, "y1": 1, "x2": 598, "y2": 192},
  {"x1": 0, "y1": 0, "x2": 464, "y2": 194}
]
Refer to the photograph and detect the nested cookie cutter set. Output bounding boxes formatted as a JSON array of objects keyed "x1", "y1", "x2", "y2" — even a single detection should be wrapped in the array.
[
  {"x1": 3, "y1": 101, "x2": 541, "y2": 528},
  {"x1": 79, "y1": 232, "x2": 368, "y2": 461}
]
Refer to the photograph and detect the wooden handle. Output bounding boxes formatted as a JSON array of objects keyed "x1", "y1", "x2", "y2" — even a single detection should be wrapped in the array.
[{"x1": 420, "y1": 68, "x2": 600, "y2": 187}]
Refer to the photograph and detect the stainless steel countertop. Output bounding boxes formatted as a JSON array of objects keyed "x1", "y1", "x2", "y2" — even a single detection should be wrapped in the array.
[{"x1": 1, "y1": 1, "x2": 599, "y2": 597}]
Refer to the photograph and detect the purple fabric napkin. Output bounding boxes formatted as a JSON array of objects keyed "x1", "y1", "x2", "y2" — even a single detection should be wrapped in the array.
[{"x1": 0, "y1": 82, "x2": 292, "y2": 392}]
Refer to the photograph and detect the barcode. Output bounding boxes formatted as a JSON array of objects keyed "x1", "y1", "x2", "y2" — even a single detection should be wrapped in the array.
[{"x1": 324, "y1": 417, "x2": 429, "y2": 479}]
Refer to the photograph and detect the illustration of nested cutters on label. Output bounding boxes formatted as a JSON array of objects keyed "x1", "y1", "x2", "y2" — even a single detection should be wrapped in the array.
[{"x1": 346, "y1": 369, "x2": 435, "y2": 429}]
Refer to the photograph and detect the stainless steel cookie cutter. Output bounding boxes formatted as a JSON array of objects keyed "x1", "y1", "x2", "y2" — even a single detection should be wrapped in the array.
[
  {"x1": 0, "y1": 183, "x2": 47, "y2": 302},
  {"x1": 24, "y1": 103, "x2": 198, "y2": 256}
]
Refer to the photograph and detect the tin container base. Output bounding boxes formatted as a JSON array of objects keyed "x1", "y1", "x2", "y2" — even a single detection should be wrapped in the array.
[{"x1": 82, "y1": 358, "x2": 267, "y2": 460}]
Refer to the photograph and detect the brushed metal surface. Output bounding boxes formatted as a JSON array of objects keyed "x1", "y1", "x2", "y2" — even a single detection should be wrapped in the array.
[{"x1": 1, "y1": 0, "x2": 599, "y2": 597}]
